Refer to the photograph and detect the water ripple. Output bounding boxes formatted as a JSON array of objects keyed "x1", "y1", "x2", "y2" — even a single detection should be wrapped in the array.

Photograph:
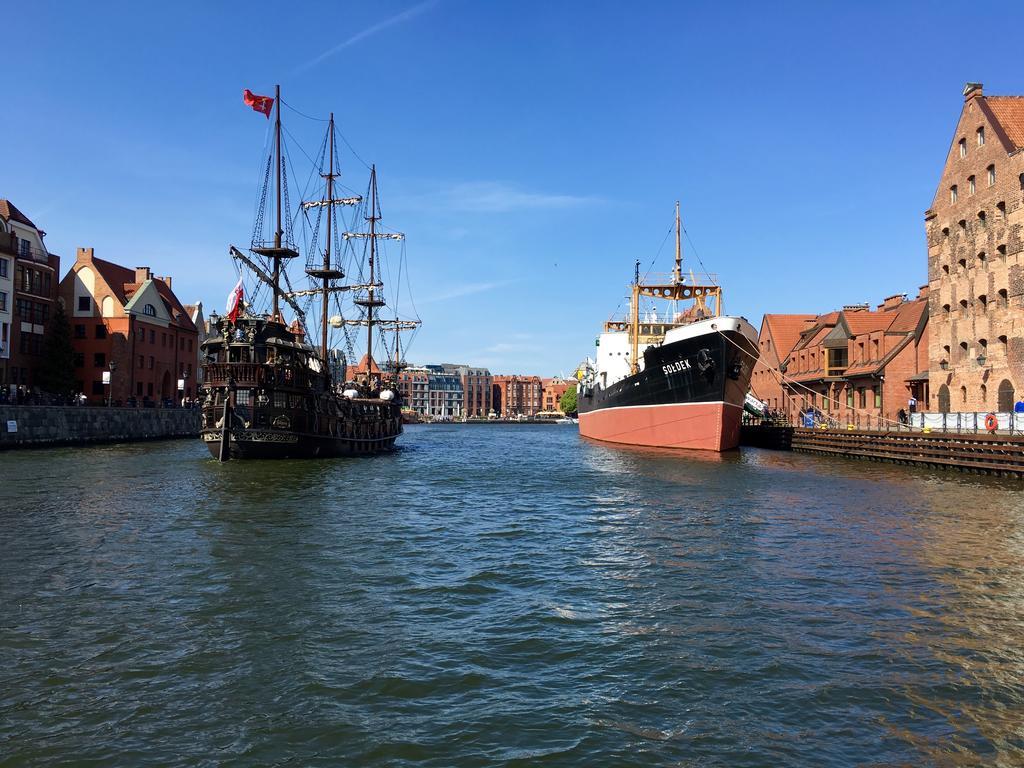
[{"x1": 2, "y1": 427, "x2": 1024, "y2": 766}]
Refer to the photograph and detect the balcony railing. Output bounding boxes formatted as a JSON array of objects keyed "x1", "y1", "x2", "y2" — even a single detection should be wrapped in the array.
[{"x1": 204, "y1": 362, "x2": 313, "y2": 391}]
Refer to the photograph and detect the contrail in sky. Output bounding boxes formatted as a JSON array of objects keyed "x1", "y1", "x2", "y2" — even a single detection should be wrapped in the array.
[{"x1": 293, "y1": 0, "x2": 438, "y2": 74}]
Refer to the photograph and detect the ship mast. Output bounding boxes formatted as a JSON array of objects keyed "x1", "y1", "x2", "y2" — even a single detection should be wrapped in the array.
[
  {"x1": 251, "y1": 84, "x2": 300, "y2": 322},
  {"x1": 674, "y1": 200, "x2": 682, "y2": 285},
  {"x1": 273, "y1": 84, "x2": 282, "y2": 321},
  {"x1": 321, "y1": 114, "x2": 336, "y2": 379},
  {"x1": 367, "y1": 166, "x2": 377, "y2": 376}
]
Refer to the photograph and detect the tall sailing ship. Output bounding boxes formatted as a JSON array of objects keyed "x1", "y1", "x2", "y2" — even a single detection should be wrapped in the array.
[
  {"x1": 199, "y1": 86, "x2": 419, "y2": 460},
  {"x1": 577, "y1": 203, "x2": 758, "y2": 451}
]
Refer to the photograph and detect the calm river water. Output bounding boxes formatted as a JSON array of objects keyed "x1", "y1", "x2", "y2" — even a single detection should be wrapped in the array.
[{"x1": 2, "y1": 425, "x2": 1024, "y2": 767}]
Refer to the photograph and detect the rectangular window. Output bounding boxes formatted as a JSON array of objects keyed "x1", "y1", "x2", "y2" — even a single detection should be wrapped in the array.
[
  {"x1": 149, "y1": 330, "x2": 155, "y2": 343},
  {"x1": 988, "y1": 165, "x2": 996, "y2": 186},
  {"x1": 149, "y1": 356, "x2": 154, "y2": 369},
  {"x1": 858, "y1": 387, "x2": 866, "y2": 408},
  {"x1": 0, "y1": 257, "x2": 7, "y2": 278},
  {"x1": 874, "y1": 389, "x2": 882, "y2": 409},
  {"x1": 959, "y1": 138, "x2": 966, "y2": 157},
  {"x1": 950, "y1": 185, "x2": 958, "y2": 203},
  {"x1": 977, "y1": 126, "x2": 985, "y2": 146},
  {"x1": 16, "y1": 298, "x2": 31, "y2": 318},
  {"x1": 137, "y1": 382, "x2": 143, "y2": 395},
  {"x1": 78, "y1": 296, "x2": 91, "y2": 312},
  {"x1": 969, "y1": 175, "x2": 975, "y2": 194},
  {"x1": 0, "y1": 291, "x2": 6, "y2": 312},
  {"x1": 139, "y1": 355, "x2": 144, "y2": 369},
  {"x1": 94, "y1": 353, "x2": 106, "y2": 368},
  {"x1": 74, "y1": 324, "x2": 86, "y2": 339},
  {"x1": 95, "y1": 324, "x2": 107, "y2": 339}
]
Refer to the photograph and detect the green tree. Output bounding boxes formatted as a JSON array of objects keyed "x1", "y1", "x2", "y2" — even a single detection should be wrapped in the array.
[
  {"x1": 559, "y1": 384, "x2": 577, "y2": 415},
  {"x1": 38, "y1": 303, "x2": 77, "y2": 397}
]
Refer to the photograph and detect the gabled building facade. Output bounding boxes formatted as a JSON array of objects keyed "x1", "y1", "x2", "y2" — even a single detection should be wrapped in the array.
[
  {"x1": 925, "y1": 83, "x2": 1024, "y2": 413},
  {"x1": 492, "y1": 374, "x2": 542, "y2": 417},
  {"x1": 0, "y1": 200, "x2": 60, "y2": 395},
  {"x1": 781, "y1": 292, "x2": 929, "y2": 427},
  {"x1": 751, "y1": 314, "x2": 816, "y2": 413},
  {"x1": 57, "y1": 248, "x2": 198, "y2": 404}
]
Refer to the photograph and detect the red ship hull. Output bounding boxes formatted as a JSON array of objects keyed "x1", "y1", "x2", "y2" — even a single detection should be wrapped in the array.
[{"x1": 578, "y1": 400, "x2": 743, "y2": 452}]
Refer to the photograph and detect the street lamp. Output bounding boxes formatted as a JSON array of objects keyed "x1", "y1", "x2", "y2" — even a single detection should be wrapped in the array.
[
  {"x1": 106, "y1": 360, "x2": 118, "y2": 407},
  {"x1": 976, "y1": 353, "x2": 987, "y2": 367}
]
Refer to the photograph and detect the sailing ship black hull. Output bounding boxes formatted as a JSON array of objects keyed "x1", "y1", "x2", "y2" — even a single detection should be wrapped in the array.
[
  {"x1": 578, "y1": 324, "x2": 756, "y2": 451},
  {"x1": 200, "y1": 409, "x2": 401, "y2": 460}
]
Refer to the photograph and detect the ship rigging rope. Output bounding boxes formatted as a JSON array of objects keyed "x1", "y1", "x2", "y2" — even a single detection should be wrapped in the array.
[
  {"x1": 714, "y1": 328, "x2": 907, "y2": 430},
  {"x1": 280, "y1": 98, "x2": 329, "y2": 122}
]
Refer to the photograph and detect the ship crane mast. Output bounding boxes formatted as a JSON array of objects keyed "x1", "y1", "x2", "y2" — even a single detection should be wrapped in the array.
[{"x1": 627, "y1": 201, "x2": 723, "y2": 374}]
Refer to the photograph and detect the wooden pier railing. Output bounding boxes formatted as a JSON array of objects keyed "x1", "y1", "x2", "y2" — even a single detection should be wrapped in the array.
[{"x1": 740, "y1": 424, "x2": 1024, "y2": 477}]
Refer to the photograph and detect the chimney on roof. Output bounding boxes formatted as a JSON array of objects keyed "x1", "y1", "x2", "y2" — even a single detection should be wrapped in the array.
[
  {"x1": 963, "y1": 82, "x2": 983, "y2": 101},
  {"x1": 917, "y1": 284, "x2": 929, "y2": 300},
  {"x1": 842, "y1": 303, "x2": 870, "y2": 312},
  {"x1": 159, "y1": 275, "x2": 172, "y2": 289},
  {"x1": 880, "y1": 293, "x2": 907, "y2": 311},
  {"x1": 135, "y1": 266, "x2": 151, "y2": 283},
  {"x1": 76, "y1": 247, "x2": 94, "y2": 262}
]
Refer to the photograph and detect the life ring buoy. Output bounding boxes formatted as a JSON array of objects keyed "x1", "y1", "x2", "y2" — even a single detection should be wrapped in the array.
[{"x1": 985, "y1": 412, "x2": 998, "y2": 432}]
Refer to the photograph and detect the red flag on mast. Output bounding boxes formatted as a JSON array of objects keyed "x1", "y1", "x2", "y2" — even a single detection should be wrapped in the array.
[
  {"x1": 243, "y1": 89, "x2": 274, "y2": 118},
  {"x1": 226, "y1": 278, "x2": 244, "y2": 322}
]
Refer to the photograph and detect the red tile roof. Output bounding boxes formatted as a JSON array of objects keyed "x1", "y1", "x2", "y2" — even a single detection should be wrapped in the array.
[
  {"x1": 0, "y1": 199, "x2": 38, "y2": 229},
  {"x1": 87, "y1": 255, "x2": 196, "y2": 332},
  {"x1": 763, "y1": 314, "x2": 817, "y2": 359},
  {"x1": 986, "y1": 96, "x2": 1024, "y2": 149},
  {"x1": 843, "y1": 312, "x2": 893, "y2": 335},
  {"x1": 885, "y1": 299, "x2": 927, "y2": 333}
]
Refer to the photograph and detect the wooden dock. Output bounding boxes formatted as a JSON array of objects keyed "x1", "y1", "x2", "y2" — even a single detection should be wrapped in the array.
[{"x1": 740, "y1": 424, "x2": 1024, "y2": 477}]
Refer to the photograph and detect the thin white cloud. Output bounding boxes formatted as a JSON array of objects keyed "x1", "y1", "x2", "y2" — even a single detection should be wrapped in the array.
[
  {"x1": 293, "y1": 0, "x2": 438, "y2": 74},
  {"x1": 418, "y1": 279, "x2": 515, "y2": 304},
  {"x1": 432, "y1": 181, "x2": 604, "y2": 213}
]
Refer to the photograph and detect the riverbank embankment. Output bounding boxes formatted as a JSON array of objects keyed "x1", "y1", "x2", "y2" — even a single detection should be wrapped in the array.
[
  {"x1": 741, "y1": 424, "x2": 1024, "y2": 477},
  {"x1": 0, "y1": 406, "x2": 199, "y2": 450}
]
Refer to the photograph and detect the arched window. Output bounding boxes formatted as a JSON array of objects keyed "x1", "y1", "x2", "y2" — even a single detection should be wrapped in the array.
[
  {"x1": 959, "y1": 138, "x2": 967, "y2": 157},
  {"x1": 979, "y1": 294, "x2": 987, "y2": 309},
  {"x1": 978, "y1": 251, "x2": 986, "y2": 264},
  {"x1": 950, "y1": 185, "x2": 958, "y2": 203},
  {"x1": 960, "y1": 385, "x2": 968, "y2": 404},
  {"x1": 998, "y1": 380, "x2": 1015, "y2": 412},
  {"x1": 977, "y1": 126, "x2": 985, "y2": 146},
  {"x1": 143, "y1": 303, "x2": 156, "y2": 316},
  {"x1": 998, "y1": 289, "x2": 1008, "y2": 307},
  {"x1": 969, "y1": 175, "x2": 976, "y2": 194},
  {"x1": 938, "y1": 384, "x2": 950, "y2": 413},
  {"x1": 977, "y1": 210, "x2": 986, "y2": 225},
  {"x1": 942, "y1": 303, "x2": 951, "y2": 315},
  {"x1": 958, "y1": 258, "x2": 967, "y2": 270},
  {"x1": 942, "y1": 264, "x2": 950, "y2": 274},
  {"x1": 959, "y1": 341, "x2": 969, "y2": 360},
  {"x1": 959, "y1": 299, "x2": 968, "y2": 312},
  {"x1": 980, "y1": 384, "x2": 987, "y2": 404},
  {"x1": 987, "y1": 165, "x2": 996, "y2": 186}
]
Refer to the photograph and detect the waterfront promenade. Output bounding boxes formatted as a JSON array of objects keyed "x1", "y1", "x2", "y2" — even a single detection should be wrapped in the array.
[{"x1": 3, "y1": 426, "x2": 1023, "y2": 766}]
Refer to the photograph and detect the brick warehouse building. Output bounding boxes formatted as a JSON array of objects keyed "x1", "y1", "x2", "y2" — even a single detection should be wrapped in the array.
[
  {"x1": 750, "y1": 313, "x2": 816, "y2": 413},
  {"x1": 0, "y1": 200, "x2": 60, "y2": 394},
  {"x1": 774, "y1": 291, "x2": 929, "y2": 427},
  {"x1": 540, "y1": 377, "x2": 571, "y2": 413},
  {"x1": 925, "y1": 83, "x2": 1024, "y2": 413},
  {"x1": 492, "y1": 375, "x2": 542, "y2": 417},
  {"x1": 58, "y1": 248, "x2": 198, "y2": 404}
]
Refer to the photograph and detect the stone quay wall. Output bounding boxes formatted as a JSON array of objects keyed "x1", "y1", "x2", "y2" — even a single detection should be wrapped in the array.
[{"x1": 0, "y1": 406, "x2": 199, "y2": 449}]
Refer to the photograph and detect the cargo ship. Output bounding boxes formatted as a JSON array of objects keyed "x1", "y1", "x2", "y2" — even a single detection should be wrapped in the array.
[{"x1": 577, "y1": 203, "x2": 758, "y2": 451}]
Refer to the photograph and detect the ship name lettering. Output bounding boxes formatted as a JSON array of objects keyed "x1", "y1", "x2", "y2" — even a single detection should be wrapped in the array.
[{"x1": 662, "y1": 359, "x2": 691, "y2": 375}]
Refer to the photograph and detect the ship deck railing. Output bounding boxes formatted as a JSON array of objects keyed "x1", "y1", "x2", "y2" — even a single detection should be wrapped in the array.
[{"x1": 205, "y1": 362, "x2": 313, "y2": 391}]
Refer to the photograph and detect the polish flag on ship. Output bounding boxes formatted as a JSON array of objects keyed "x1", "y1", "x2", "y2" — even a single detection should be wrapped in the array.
[{"x1": 226, "y1": 278, "x2": 244, "y2": 321}]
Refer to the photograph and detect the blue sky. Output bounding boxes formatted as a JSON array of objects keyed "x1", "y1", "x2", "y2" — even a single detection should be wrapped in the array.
[{"x1": 7, "y1": 1, "x2": 1022, "y2": 375}]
